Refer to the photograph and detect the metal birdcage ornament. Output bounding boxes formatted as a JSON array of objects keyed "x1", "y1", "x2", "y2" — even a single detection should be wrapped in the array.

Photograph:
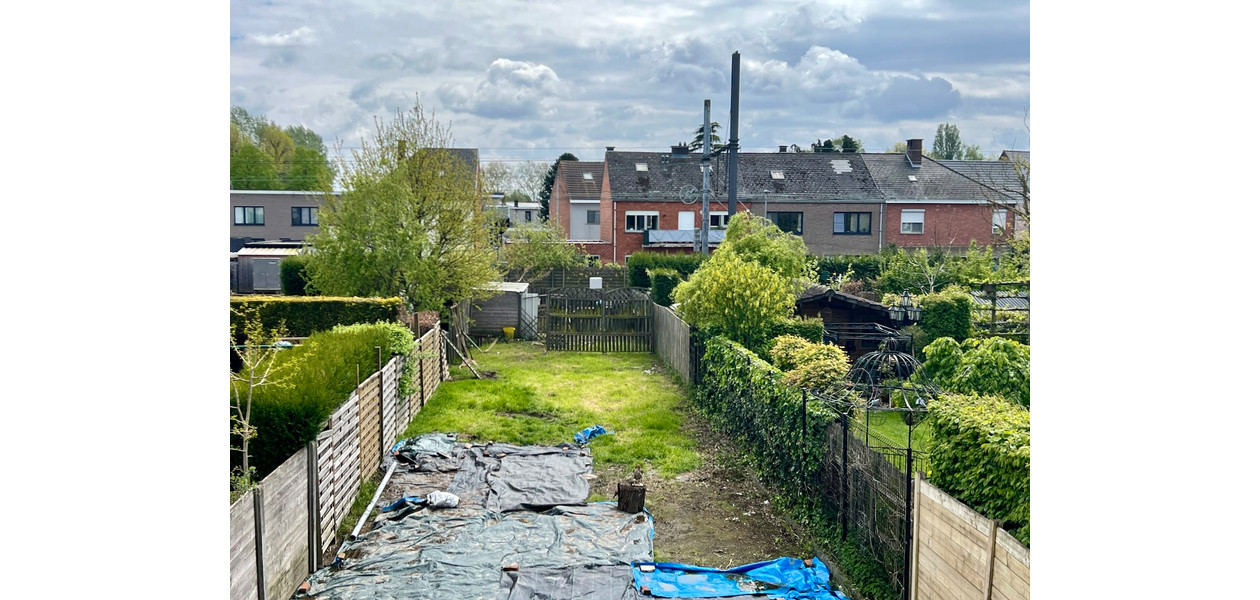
[{"x1": 844, "y1": 337, "x2": 940, "y2": 412}]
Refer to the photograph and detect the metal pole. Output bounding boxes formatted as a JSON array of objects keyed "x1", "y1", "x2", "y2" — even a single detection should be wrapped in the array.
[
  {"x1": 727, "y1": 51, "x2": 739, "y2": 213},
  {"x1": 840, "y1": 412, "x2": 849, "y2": 541},
  {"x1": 701, "y1": 99, "x2": 711, "y2": 257},
  {"x1": 903, "y1": 446, "x2": 914, "y2": 600},
  {"x1": 253, "y1": 487, "x2": 268, "y2": 600},
  {"x1": 801, "y1": 389, "x2": 808, "y2": 492}
]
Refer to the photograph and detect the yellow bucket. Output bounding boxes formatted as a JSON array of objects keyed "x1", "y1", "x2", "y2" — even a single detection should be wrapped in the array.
[{"x1": 503, "y1": 327, "x2": 515, "y2": 340}]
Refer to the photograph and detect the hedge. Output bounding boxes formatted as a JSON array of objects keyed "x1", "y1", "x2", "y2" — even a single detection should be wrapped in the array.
[
  {"x1": 627, "y1": 253, "x2": 706, "y2": 288},
  {"x1": 647, "y1": 268, "x2": 682, "y2": 305},
  {"x1": 918, "y1": 288, "x2": 972, "y2": 345},
  {"x1": 280, "y1": 254, "x2": 317, "y2": 296},
  {"x1": 927, "y1": 393, "x2": 1031, "y2": 546},
  {"x1": 815, "y1": 254, "x2": 883, "y2": 285},
  {"x1": 230, "y1": 296, "x2": 404, "y2": 338},
  {"x1": 235, "y1": 322, "x2": 415, "y2": 479}
]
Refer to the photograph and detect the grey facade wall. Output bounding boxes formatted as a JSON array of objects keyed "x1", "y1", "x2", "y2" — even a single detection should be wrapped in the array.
[
  {"x1": 230, "y1": 191, "x2": 329, "y2": 245},
  {"x1": 750, "y1": 201, "x2": 884, "y2": 256}
]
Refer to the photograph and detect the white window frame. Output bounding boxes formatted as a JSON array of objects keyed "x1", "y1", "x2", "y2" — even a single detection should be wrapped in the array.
[
  {"x1": 992, "y1": 209, "x2": 1008, "y2": 234},
  {"x1": 900, "y1": 209, "x2": 924, "y2": 234},
  {"x1": 709, "y1": 211, "x2": 731, "y2": 229},
  {"x1": 625, "y1": 211, "x2": 659, "y2": 232}
]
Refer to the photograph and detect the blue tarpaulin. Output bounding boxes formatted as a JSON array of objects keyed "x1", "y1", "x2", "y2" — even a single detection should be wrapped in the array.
[
  {"x1": 631, "y1": 556, "x2": 847, "y2": 599},
  {"x1": 574, "y1": 424, "x2": 611, "y2": 445}
]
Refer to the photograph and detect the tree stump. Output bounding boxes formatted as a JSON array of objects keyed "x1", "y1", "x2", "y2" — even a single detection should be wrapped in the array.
[{"x1": 617, "y1": 482, "x2": 646, "y2": 513}]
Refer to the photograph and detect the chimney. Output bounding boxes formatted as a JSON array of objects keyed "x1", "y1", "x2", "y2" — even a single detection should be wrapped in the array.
[
  {"x1": 779, "y1": 145, "x2": 787, "y2": 153},
  {"x1": 606, "y1": 146, "x2": 615, "y2": 152},
  {"x1": 906, "y1": 139, "x2": 923, "y2": 168},
  {"x1": 670, "y1": 143, "x2": 690, "y2": 158}
]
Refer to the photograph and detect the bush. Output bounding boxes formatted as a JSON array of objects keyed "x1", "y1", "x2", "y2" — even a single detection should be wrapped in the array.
[
  {"x1": 768, "y1": 335, "x2": 815, "y2": 371},
  {"x1": 280, "y1": 254, "x2": 317, "y2": 296},
  {"x1": 767, "y1": 335, "x2": 853, "y2": 399},
  {"x1": 897, "y1": 324, "x2": 929, "y2": 360},
  {"x1": 674, "y1": 252, "x2": 797, "y2": 353},
  {"x1": 647, "y1": 268, "x2": 682, "y2": 305},
  {"x1": 816, "y1": 254, "x2": 883, "y2": 286},
  {"x1": 928, "y1": 393, "x2": 1030, "y2": 546},
  {"x1": 918, "y1": 287, "x2": 972, "y2": 344},
  {"x1": 920, "y1": 337, "x2": 1030, "y2": 406},
  {"x1": 230, "y1": 296, "x2": 404, "y2": 338},
  {"x1": 759, "y1": 317, "x2": 825, "y2": 354},
  {"x1": 627, "y1": 253, "x2": 706, "y2": 288},
  {"x1": 239, "y1": 322, "x2": 415, "y2": 478}
]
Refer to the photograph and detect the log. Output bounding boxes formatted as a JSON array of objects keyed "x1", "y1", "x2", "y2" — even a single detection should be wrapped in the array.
[{"x1": 616, "y1": 482, "x2": 646, "y2": 513}]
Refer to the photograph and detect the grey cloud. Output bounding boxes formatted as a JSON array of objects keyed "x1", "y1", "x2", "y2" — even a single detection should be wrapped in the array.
[
  {"x1": 867, "y1": 76, "x2": 961, "y2": 121},
  {"x1": 438, "y1": 58, "x2": 563, "y2": 120}
]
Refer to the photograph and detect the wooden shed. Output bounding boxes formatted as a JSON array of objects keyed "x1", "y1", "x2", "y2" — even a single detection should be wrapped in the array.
[
  {"x1": 796, "y1": 283, "x2": 900, "y2": 359},
  {"x1": 469, "y1": 282, "x2": 540, "y2": 340}
]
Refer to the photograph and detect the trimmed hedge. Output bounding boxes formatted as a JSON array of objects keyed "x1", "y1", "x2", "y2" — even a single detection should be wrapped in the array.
[
  {"x1": 236, "y1": 322, "x2": 415, "y2": 479},
  {"x1": 627, "y1": 253, "x2": 706, "y2": 288},
  {"x1": 647, "y1": 268, "x2": 682, "y2": 305},
  {"x1": 280, "y1": 254, "x2": 317, "y2": 296},
  {"x1": 816, "y1": 254, "x2": 883, "y2": 285},
  {"x1": 230, "y1": 296, "x2": 404, "y2": 338},
  {"x1": 928, "y1": 393, "x2": 1031, "y2": 546},
  {"x1": 918, "y1": 288, "x2": 973, "y2": 345}
]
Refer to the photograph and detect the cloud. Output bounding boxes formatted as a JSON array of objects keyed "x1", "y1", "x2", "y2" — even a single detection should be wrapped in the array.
[
  {"x1": 437, "y1": 58, "x2": 564, "y2": 120},
  {"x1": 867, "y1": 76, "x2": 962, "y2": 120},
  {"x1": 249, "y1": 26, "x2": 316, "y2": 47}
]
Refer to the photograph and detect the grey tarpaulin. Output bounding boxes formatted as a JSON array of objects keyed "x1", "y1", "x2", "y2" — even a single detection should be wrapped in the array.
[
  {"x1": 393, "y1": 433, "x2": 463, "y2": 472},
  {"x1": 301, "y1": 504, "x2": 653, "y2": 599},
  {"x1": 496, "y1": 565, "x2": 640, "y2": 600},
  {"x1": 447, "y1": 442, "x2": 593, "y2": 512}
]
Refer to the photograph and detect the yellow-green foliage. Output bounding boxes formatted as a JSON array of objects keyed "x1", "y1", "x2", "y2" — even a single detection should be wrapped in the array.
[
  {"x1": 768, "y1": 335, "x2": 814, "y2": 371},
  {"x1": 769, "y1": 335, "x2": 852, "y2": 398},
  {"x1": 229, "y1": 296, "x2": 403, "y2": 337},
  {"x1": 674, "y1": 252, "x2": 796, "y2": 351}
]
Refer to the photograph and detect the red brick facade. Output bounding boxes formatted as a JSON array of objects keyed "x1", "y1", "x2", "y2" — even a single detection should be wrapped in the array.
[{"x1": 883, "y1": 203, "x2": 1013, "y2": 250}]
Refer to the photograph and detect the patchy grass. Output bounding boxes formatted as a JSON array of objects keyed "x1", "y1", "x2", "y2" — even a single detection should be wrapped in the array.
[
  {"x1": 859, "y1": 409, "x2": 934, "y2": 453},
  {"x1": 402, "y1": 342, "x2": 701, "y2": 477}
]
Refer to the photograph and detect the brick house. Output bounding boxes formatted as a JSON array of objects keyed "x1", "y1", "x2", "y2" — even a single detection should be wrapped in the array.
[{"x1": 550, "y1": 160, "x2": 614, "y2": 263}]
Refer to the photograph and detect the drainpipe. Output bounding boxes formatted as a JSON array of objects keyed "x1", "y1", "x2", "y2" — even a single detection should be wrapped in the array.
[
  {"x1": 878, "y1": 203, "x2": 885, "y2": 250},
  {"x1": 612, "y1": 200, "x2": 618, "y2": 264}
]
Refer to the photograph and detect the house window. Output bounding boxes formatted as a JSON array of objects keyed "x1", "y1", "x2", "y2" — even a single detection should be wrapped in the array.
[
  {"x1": 766, "y1": 211, "x2": 803, "y2": 235},
  {"x1": 770, "y1": 170, "x2": 785, "y2": 180},
  {"x1": 709, "y1": 211, "x2": 730, "y2": 229},
  {"x1": 833, "y1": 212, "x2": 871, "y2": 235},
  {"x1": 583, "y1": 172, "x2": 593, "y2": 180},
  {"x1": 992, "y1": 209, "x2": 1008, "y2": 234},
  {"x1": 234, "y1": 206, "x2": 264, "y2": 226},
  {"x1": 635, "y1": 163, "x2": 648, "y2": 172},
  {"x1": 900, "y1": 209, "x2": 924, "y2": 234},
  {"x1": 291, "y1": 207, "x2": 318, "y2": 226},
  {"x1": 586, "y1": 210, "x2": 600, "y2": 225},
  {"x1": 525, "y1": 210, "x2": 533, "y2": 222},
  {"x1": 625, "y1": 211, "x2": 659, "y2": 232}
]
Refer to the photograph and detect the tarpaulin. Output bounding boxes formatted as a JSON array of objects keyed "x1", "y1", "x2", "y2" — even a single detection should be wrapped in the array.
[
  {"x1": 394, "y1": 433, "x2": 464, "y2": 472},
  {"x1": 496, "y1": 565, "x2": 639, "y2": 600},
  {"x1": 630, "y1": 557, "x2": 847, "y2": 599},
  {"x1": 447, "y1": 442, "x2": 593, "y2": 512},
  {"x1": 302, "y1": 504, "x2": 653, "y2": 599}
]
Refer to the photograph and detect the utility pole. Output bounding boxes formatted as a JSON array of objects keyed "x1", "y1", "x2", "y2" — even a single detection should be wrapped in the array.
[
  {"x1": 700, "y1": 99, "x2": 712, "y2": 257},
  {"x1": 727, "y1": 51, "x2": 740, "y2": 216}
]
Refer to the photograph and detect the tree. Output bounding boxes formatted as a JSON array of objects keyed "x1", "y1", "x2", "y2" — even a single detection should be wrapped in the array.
[
  {"x1": 962, "y1": 144, "x2": 986, "y2": 160},
  {"x1": 837, "y1": 135, "x2": 864, "y2": 153},
  {"x1": 304, "y1": 101, "x2": 500, "y2": 311},
  {"x1": 689, "y1": 121, "x2": 723, "y2": 152},
  {"x1": 259, "y1": 125, "x2": 296, "y2": 175},
  {"x1": 230, "y1": 106, "x2": 333, "y2": 190},
  {"x1": 718, "y1": 211, "x2": 815, "y2": 286},
  {"x1": 285, "y1": 146, "x2": 332, "y2": 191},
  {"x1": 500, "y1": 222, "x2": 585, "y2": 282},
  {"x1": 674, "y1": 250, "x2": 797, "y2": 351},
  {"x1": 230, "y1": 142, "x2": 280, "y2": 190},
  {"x1": 887, "y1": 141, "x2": 907, "y2": 154},
  {"x1": 811, "y1": 138, "x2": 836, "y2": 152},
  {"x1": 931, "y1": 123, "x2": 963, "y2": 160},
  {"x1": 230, "y1": 306, "x2": 300, "y2": 495},
  {"x1": 539, "y1": 153, "x2": 578, "y2": 221}
]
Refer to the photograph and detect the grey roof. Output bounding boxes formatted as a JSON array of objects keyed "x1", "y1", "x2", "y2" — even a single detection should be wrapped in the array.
[
  {"x1": 556, "y1": 161, "x2": 605, "y2": 198},
  {"x1": 862, "y1": 153, "x2": 1009, "y2": 201},
  {"x1": 969, "y1": 290, "x2": 1029, "y2": 310},
  {"x1": 605, "y1": 150, "x2": 882, "y2": 203},
  {"x1": 937, "y1": 153, "x2": 1029, "y2": 200},
  {"x1": 1001, "y1": 150, "x2": 1029, "y2": 164},
  {"x1": 798, "y1": 282, "x2": 891, "y2": 313}
]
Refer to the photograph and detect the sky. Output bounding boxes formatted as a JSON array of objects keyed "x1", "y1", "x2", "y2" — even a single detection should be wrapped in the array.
[{"x1": 229, "y1": 0, "x2": 1030, "y2": 166}]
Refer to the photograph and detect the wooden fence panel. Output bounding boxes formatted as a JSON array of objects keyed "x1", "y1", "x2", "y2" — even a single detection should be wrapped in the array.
[
  {"x1": 261, "y1": 450, "x2": 311, "y2": 600},
  {"x1": 317, "y1": 396, "x2": 360, "y2": 552},
  {"x1": 357, "y1": 377, "x2": 382, "y2": 481},
  {"x1": 229, "y1": 493, "x2": 259, "y2": 600},
  {"x1": 913, "y1": 478, "x2": 1029, "y2": 600},
  {"x1": 652, "y1": 303, "x2": 690, "y2": 381},
  {"x1": 380, "y1": 356, "x2": 399, "y2": 454}
]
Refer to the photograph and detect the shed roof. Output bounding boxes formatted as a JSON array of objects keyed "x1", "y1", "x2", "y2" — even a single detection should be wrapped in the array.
[
  {"x1": 478, "y1": 281, "x2": 530, "y2": 294},
  {"x1": 798, "y1": 283, "x2": 891, "y2": 313}
]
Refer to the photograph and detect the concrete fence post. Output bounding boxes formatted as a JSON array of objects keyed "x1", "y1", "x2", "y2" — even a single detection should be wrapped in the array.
[{"x1": 253, "y1": 487, "x2": 268, "y2": 600}]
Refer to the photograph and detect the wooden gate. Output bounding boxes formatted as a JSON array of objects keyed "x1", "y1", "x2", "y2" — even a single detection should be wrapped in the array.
[{"x1": 545, "y1": 288, "x2": 652, "y2": 352}]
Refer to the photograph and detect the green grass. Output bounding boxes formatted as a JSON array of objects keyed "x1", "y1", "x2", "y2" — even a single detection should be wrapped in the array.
[
  {"x1": 402, "y1": 342, "x2": 701, "y2": 477},
  {"x1": 859, "y1": 409, "x2": 934, "y2": 453}
]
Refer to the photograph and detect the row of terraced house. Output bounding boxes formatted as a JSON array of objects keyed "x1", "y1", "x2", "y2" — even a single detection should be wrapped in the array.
[{"x1": 551, "y1": 138, "x2": 1029, "y2": 264}]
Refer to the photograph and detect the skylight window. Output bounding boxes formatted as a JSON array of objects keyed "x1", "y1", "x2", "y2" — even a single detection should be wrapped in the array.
[
  {"x1": 635, "y1": 163, "x2": 648, "y2": 172},
  {"x1": 770, "y1": 170, "x2": 785, "y2": 180},
  {"x1": 583, "y1": 172, "x2": 593, "y2": 180},
  {"x1": 907, "y1": 175, "x2": 918, "y2": 182}
]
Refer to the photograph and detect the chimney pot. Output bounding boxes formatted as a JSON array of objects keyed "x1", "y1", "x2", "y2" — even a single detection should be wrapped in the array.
[
  {"x1": 906, "y1": 139, "x2": 923, "y2": 168},
  {"x1": 779, "y1": 145, "x2": 787, "y2": 153},
  {"x1": 606, "y1": 146, "x2": 615, "y2": 152}
]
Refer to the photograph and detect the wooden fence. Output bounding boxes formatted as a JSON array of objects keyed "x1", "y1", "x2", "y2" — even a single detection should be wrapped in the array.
[
  {"x1": 545, "y1": 288, "x2": 653, "y2": 352},
  {"x1": 652, "y1": 302, "x2": 691, "y2": 382},
  {"x1": 229, "y1": 326, "x2": 447, "y2": 600},
  {"x1": 520, "y1": 266, "x2": 629, "y2": 291},
  {"x1": 911, "y1": 475, "x2": 1030, "y2": 600}
]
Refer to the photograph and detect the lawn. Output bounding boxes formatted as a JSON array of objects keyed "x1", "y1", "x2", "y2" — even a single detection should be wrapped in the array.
[
  {"x1": 401, "y1": 341, "x2": 701, "y2": 477},
  {"x1": 858, "y1": 408, "x2": 934, "y2": 454}
]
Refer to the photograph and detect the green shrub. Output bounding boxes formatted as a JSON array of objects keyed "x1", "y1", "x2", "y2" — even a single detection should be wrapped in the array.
[
  {"x1": 759, "y1": 317, "x2": 825, "y2": 356},
  {"x1": 897, "y1": 324, "x2": 929, "y2": 360},
  {"x1": 647, "y1": 268, "x2": 682, "y2": 305},
  {"x1": 918, "y1": 287, "x2": 972, "y2": 344},
  {"x1": 280, "y1": 254, "x2": 317, "y2": 296},
  {"x1": 816, "y1": 254, "x2": 883, "y2": 285},
  {"x1": 920, "y1": 337, "x2": 1030, "y2": 407},
  {"x1": 239, "y1": 321, "x2": 415, "y2": 478},
  {"x1": 768, "y1": 335, "x2": 815, "y2": 371},
  {"x1": 627, "y1": 253, "x2": 706, "y2": 287},
  {"x1": 230, "y1": 296, "x2": 404, "y2": 338},
  {"x1": 928, "y1": 393, "x2": 1030, "y2": 546}
]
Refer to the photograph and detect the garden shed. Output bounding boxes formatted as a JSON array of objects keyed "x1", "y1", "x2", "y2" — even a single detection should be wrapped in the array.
[
  {"x1": 796, "y1": 283, "x2": 900, "y2": 359},
  {"x1": 231, "y1": 241, "x2": 302, "y2": 294},
  {"x1": 469, "y1": 282, "x2": 540, "y2": 340}
]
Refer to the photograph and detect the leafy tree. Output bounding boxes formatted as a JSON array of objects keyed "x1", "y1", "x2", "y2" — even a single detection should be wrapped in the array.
[
  {"x1": 876, "y1": 246, "x2": 951, "y2": 294},
  {"x1": 719, "y1": 212, "x2": 815, "y2": 286},
  {"x1": 230, "y1": 142, "x2": 280, "y2": 190},
  {"x1": 304, "y1": 101, "x2": 500, "y2": 311},
  {"x1": 231, "y1": 106, "x2": 270, "y2": 143},
  {"x1": 887, "y1": 141, "x2": 907, "y2": 154},
  {"x1": 230, "y1": 306, "x2": 300, "y2": 495},
  {"x1": 930, "y1": 123, "x2": 963, "y2": 160},
  {"x1": 920, "y1": 337, "x2": 1030, "y2": 406},
  {"x1": 285, "y1": 124, "x2": 327, "y2": 154},
  {"x1": 674, "y1": 251, "x2": 796, "y2": 351},
  {"x1": 962, "y1": 144, "x2": 986, "y2": 160},
  {"x1": 538, "y1": 152, "x2": 578, "y2": 221},
  {"x1": 689, "y1": 121, "x2": 723, "y2": 152},
  {"x1": 285, "y1": 146, "x2": 333, "y2": 191},
  {"x1": 837, "y1": 135, "x2": 864, "y2": 153},
  {"x1": 259, "y1": 125, "x2": 296, "y2": 175},
  {"x1": 810, "y1": 138, "x2": 836, "y2": 152},
  {"x1": 500, "y1": 222, "x2": 584, "y2": 282}
]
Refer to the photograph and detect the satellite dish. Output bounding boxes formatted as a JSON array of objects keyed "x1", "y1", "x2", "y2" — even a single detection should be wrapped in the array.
[{"x1": 679, "y1": 185, "x2": 698, "y2": 204}]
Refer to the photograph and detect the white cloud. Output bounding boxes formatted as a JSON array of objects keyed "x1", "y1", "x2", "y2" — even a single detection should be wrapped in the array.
[{"x1": 248, "y1": 26, "x2": 317, "y2": 47}]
